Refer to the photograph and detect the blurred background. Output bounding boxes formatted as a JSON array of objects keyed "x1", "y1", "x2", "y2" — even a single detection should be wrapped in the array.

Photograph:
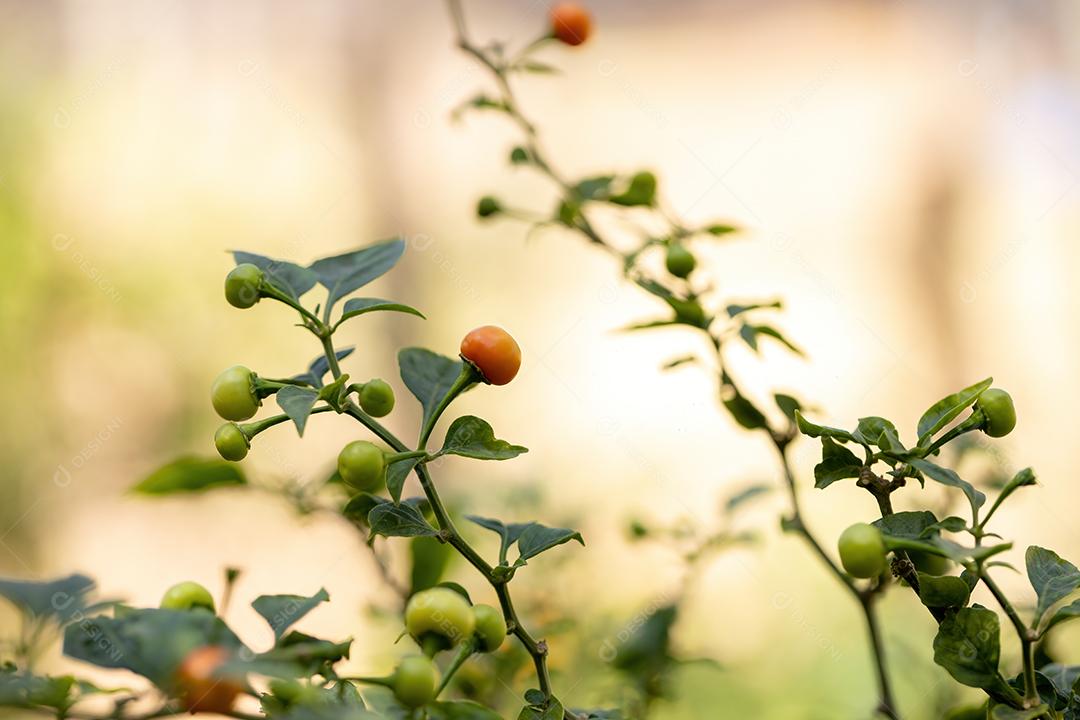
[{"x1": 1, "y1": 0, "x2": 1079, "y2": 717}]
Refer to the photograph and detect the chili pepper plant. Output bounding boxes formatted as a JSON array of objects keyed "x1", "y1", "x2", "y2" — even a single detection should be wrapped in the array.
[{"x1": 451, "y1": 2, "x2": 1080, "y2": 719}]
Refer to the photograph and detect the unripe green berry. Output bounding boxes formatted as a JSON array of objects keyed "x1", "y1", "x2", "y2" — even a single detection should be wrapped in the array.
[
  {"x1": 477, "y1": 196, "x2": 501, "y2": 218},
  {"x1": 838, "y1": 523, "x2": 887, "y2": 579},
  {"x1": 665, "y1": 244, "x2": 696, "y2": 278},
  {"x1": 471, "y1": 604, "x2": 506, "y2": 652},
  {"x1": 337, "y1": 441, "x2": 386, "y2": 492},
  {"x1": 977, "y1": 388, "x2": 1016, "y2": 438},
  {"x1": 214, "y1": 423, "x2": 249, "y2": 461},
  {"x1": 392, "y1": 655, "x2": 439, "y2": 708},
  {"x1": 160, "y1": 581, "x2": 216, "y2": 612},
  {"x1": 224, "y1": 263, "x2": 264, "y2": 309},
  {"x1": 404, "y1": 587, "x2": 475, "y2": 651},
  {"x1": 358, "y1": 379, "x2": 395, "y2": 418},
  {"x1": 211, "y1": 365, "x2": 260, "y2": 421}
]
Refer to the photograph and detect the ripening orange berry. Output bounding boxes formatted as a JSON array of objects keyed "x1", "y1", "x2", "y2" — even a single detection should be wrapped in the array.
[
  {"x1": 174, "y1": 645, "x2": 243, "y2": 714},
  {"x1": 550, "y1": 2, "x2": 591, "y2": 47},
  {"x1": 460, "y1": 326, "x2": 521, "y2": 386}
]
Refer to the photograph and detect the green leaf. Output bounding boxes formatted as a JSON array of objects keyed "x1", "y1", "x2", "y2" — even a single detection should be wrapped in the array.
[
  {"x1": 428, "y1": 700, "x2": 504, "y2": 719},
  {"x1": 1044, "y1": 600, "x2": 1080, "y2": 633},
  {"x1": 309, "y1": 239, "x2": 405, "y2": 312},
  {"x1": 509, "y1": 146, "x2": 531, "y2": 164},
  {"x1": 252, "y1": 589, "x2": 330, "y2": 641},
  {"x1": 232, "y1": 251, "x2": 318, "y2": 300},
  {"x1": 409, "y1": 536, "x2": 453, "y2": 596},
  {"x1": 917, "y1": 377, "x2": 994, "y2": 447},
  {"x1": 720, "y1": 374, "x2": 768, "y2": 430},
  {"x1": 294, "y1": 348, "x2": 355, "y2": 388},
  {"x1": 465, "y1": 516, "x2": 533, "y2": 563},
  {"x1": 853, "y1": 416, "x2": 904, "y2": 451},
  {"x1": 703, "y1": 223, "x2": 738, "y2": 236},
  {"x1": 608, "y1": 172, "x2": 657, "y2": 207},
  {"x1": 0, "y1": 671, "x2": 81, "y2": 711},
  {"x1": 611, "y1": 604, "x2": 677, "y2": 672},
  {"x1": 131, "y1": 456, "x2": 246, "y2": 495},
  {"x1": 398, "y1": 348, "x2": 466, "y2": 429},
  {"x1": 773, "y1": 393, "x2": 802, "y2": 423},
  {"x1": 515, "y1": 524, "x2": 584, "y2": 567},
  {"x1": 813, "y1": 437, "x2": 863, "y2": 489},
  {"x1": 1026, "y1": 546, "x2": 1080, "y2": 621},
  {"x1": 62, "y1": 608, "x2": 245, "y2": 687},
  {"x1": 739, "y1": 324, "x2": 803, "y2": 357},
  {"x1": 794, "y1": 412, "x2": 860, "y2": 445},
  {"x1": 724, "y1": 485, "x2": 772, "y2": 515},
  {"x1": 574, "y1": 175, "x2": 615, "y2": 200},
  {"x1": 918, "y1": 572, "x2": 972, "y2": 608},
  {"x1": 335, "y1": 298, "x2": 425, "y2": 328},
  {"x1": 873, "y1": 511, "x2": 940, "y2": 540},
  {"x1": 438, "y1": 416, "x2": 528, "y2": 460},
  {"x1": 341, "y1": 492, "x2": 386, "y2": 528},
  {"x1": 1039, "y1": 664, "x2": 1080, "y2": 698},
  {"x1": 368, "y1": 500, "x2": 438, "y2": 538},
  {"x1": 518, "y1": 696, "x2": 565, "y2": 720},
  {"x1": 909, "y1": 459, "x2": 986, "y2": 517},
  {"x1": 451, "y1": 94, "x2": 510, "y2": 121},
  {"x1": 933, "y1": 606, "x2": 1003, "y2": 690},
  {"x1": 386, "y1": 456, "x2": 421, "y2": 504},
  {"x1": 0, "y1": 574, "x2": 96, "y2": 624},
  {"x1": 726, "y1": 300, "x2": 782, "y2": 318},
  {"x1": 246, "y1": 632, "x2": 353, "y2": 678},
  {"x1": 276, "y1": 386, "x2": 320, "y2": 436}
]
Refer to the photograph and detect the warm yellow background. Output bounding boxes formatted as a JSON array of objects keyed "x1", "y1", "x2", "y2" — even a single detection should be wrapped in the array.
[{"x1": 1, "y1": 1, "x2": 1079, "y2": 718}]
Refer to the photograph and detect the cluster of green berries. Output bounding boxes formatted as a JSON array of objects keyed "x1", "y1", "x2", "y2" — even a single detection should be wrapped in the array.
[{"x1": 836, "y1": 387, "x2": 1017, "y2": 578}]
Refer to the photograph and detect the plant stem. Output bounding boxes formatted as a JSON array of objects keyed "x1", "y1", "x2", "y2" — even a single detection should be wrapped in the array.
[
  {"x1": 772, "y1": 437, "x2": 900, "y2": 718},
  {"x1": 860, "y1": 592, "x2": 899, "y2": 720},
  {"x1": 980, "y1": 571, "x2": 1040, "y2": 707},
  {"x1": 418, "y1": 364, "x2": 478, "y2": 448},
  {"x1": 326, "y1": 337, "x2": 558, "y2": 707},
  {"x1": 435, "y1": 640, "x2": 477, "y2": 697}
]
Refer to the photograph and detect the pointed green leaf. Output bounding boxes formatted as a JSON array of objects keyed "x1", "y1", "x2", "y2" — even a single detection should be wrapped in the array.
[
  {"x1": 794, "y1": 412, "x2": 860, "y2": 445},
  {"x1": 514, "y1": 524, "x2": 584, "y2": 567},
  {"x1": 933, "y1": 606, "x2": 1002, "y2": 690},
  {"x1": 1043, "y1": 600, "x2": 1080, "y2": 633},
  {"x1": 0, "y1": 575, "x2": 96, "y2": 624},
  {"x1": 917, "y1": 377, "x2": 994, "y2": 447},
  {"x1": 1026, "y1": 546, "x2": 1080, "y2": 621},
  {"x1": 62, "y1": 608, "x2": 245, "y2": 687},
  {"x1": 252, "y1": 589, "x2": 330, "y2": 640},
  {"x1": 368, "y1": 500, "x2": 438, "y2": 538},
  {"x1": 909, "y1": 459, "x2": 986, "y2": 517},
  {"x1": 335, "y1": 297, "x2": 425, "y2": 329},
  {"x1": 232, "y1": 251, "x2": 318, "y2": 300},
  {"x1": 398, "y1": 348, "x2": 466, "y2": 428},
  {"x1": 276, "y1": 386, "x2": 319, "y2": 436},
  {"x1": 309, "y1": 239, "x2": 405, "y2": 311},
  {"x1": 132, "y1": 456, "x2": 246, "y2": 495},
  {"x1": 813, "y1": 437, "x2": 863, "y2": 489},
  {"x1": 293, "y1": 348, "x2": 355, "y2": 388},
  {"x1": 386, "y1": 456, "x2": 421, "y2": 504},
  {"x1": 439, "y1": 416, "x2": 528, "y2": 460}
]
